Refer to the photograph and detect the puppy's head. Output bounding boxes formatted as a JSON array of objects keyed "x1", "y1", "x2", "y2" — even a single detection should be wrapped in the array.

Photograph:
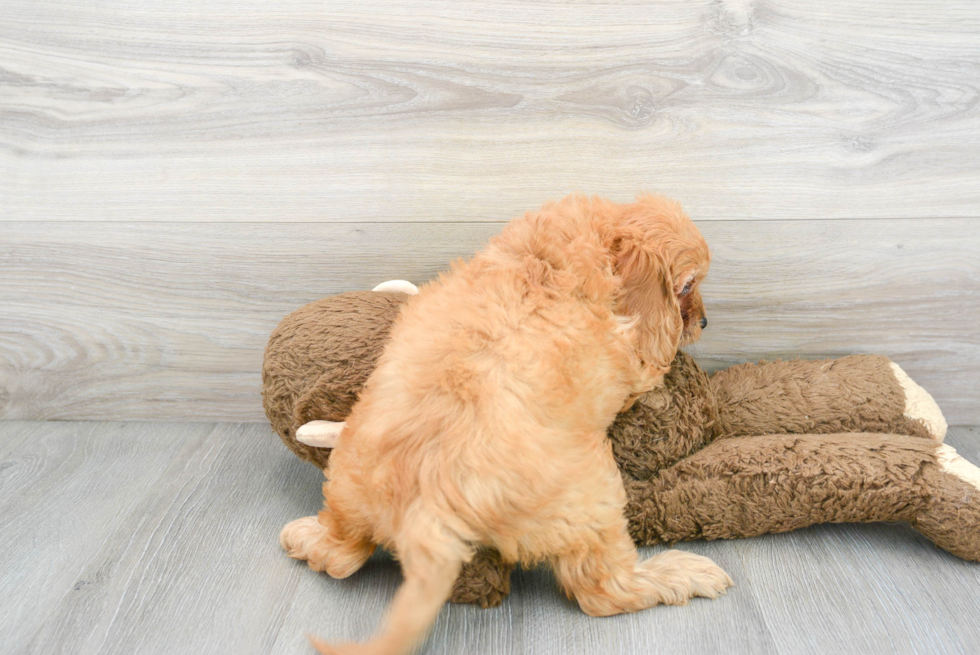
[{"x1": 611, "y1": 195, "x2": 710, "y2": 379}]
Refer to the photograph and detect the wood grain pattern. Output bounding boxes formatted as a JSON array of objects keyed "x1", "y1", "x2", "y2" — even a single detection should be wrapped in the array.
[
  {"x1": 2, "y1": 421, "x2": 979, "y2": 654},
  {"x1": 1, "y1": 218, "x2": 977, "y2": 423},
  {"x1": 2, "y1": 0, "x2": 979, "y2": 222},
  {"x1": 20, "y1": 423, "x2": 315, "y2": 654},
  {"x1": 0, "y1": 422, "x2": 217, "y2": 652}
]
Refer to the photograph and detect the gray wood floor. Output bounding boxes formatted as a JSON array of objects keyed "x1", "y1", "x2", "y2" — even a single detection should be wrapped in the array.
[{"x1": 2, "y1": 421, "x2": 979, "y2": 654}]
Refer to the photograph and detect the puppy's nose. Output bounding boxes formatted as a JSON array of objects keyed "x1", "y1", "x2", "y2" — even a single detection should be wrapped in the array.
[{"x1": 700, "y1": 317, "x2": 708, "y2": 329}]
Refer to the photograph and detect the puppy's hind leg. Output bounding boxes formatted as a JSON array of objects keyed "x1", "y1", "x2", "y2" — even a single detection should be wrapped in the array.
[
  {"x1": 280, "y1": 506, "x2": 375, "y2": 579},
  {"x1": 310, "y1": 512, "x2": 469, "y2": 655}
]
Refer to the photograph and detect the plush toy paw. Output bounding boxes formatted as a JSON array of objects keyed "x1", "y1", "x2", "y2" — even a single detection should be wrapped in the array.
[
  {"x1": 372, "y1": 279, "x2": 419, "y2": 295},
  {"x1": 936, "y1": 444, "x2": 980, "y2": 491},
  {"x1": 296, "y1": 420, "x2": 346, "y2": 448},
  {"x1": 890, "y1": 363, "x2": 947, "y2": 441},
  {"x1": 912, "y1": 443, "x2": 980, "y2": 563}
]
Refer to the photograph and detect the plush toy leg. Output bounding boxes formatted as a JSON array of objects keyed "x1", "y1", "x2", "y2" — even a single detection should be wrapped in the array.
[
  {"x1": 624, "y1": 433, "x2": 980, "y2": 562},
  {"x1": 913, "y1": 444, "x2": 980, "y2": 561},
  {"x1": 449, "y1": 548, "x2": 515, "y2": 608},
  {"x1": 711, "y1": 355, "x2": 944, "y2": 441}
]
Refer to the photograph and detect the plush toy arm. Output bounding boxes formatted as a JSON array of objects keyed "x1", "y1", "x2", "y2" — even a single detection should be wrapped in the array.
[
  {"x1": 710, "y1": 355, "x2": 946, "y2": 441},
  {"x1": 624, "y1": 433, "x2": 980, "y2": 562}
]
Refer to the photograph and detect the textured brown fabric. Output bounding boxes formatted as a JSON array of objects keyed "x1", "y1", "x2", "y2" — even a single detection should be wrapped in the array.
[
  {"x1": 261, "y1": 291, "x2": 408, "y2": 470},
  {"x1": 624, "y1": 433, "x2": 935, "y2": 544},
  {"x1": 607, "y1": 353, "x2": 720, "y2": 482},
  {"x1": 712, "y1": 356, "x2": 934, "y2": 440},
  {"x1": 262, "y1": 291, "x2": 976, "y2": 609},
  {"x1": 913, "y1": 464, "x2": 980, "y2": 562},
  {"x1": 451, "y1": 549, "x2": 516, "y2": 609},
  {"x1": 623, "y1": 433, "x2": 980, "y2": 562}
]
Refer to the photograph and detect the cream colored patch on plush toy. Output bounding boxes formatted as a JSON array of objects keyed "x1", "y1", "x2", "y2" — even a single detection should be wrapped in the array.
[
  {"x1": 890, "y1": 363, "x2": 947, "y2": 441},
  {"x1": 372, "y1": 280, "x2": 419, "y2": 295},
  {"x1": 296, "y1": 420, "x2": 346, "y2": 448},
  {"x1": 937, "y1": 444, "x2": 980, "y2": 492}
]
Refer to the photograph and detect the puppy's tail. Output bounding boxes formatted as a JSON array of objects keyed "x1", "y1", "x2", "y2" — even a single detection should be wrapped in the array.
[{"x1": 309, "y1": 512, "x2": 469, "y2": 655}]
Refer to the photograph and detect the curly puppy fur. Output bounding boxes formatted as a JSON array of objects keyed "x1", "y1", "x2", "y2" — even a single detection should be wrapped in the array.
[{"x1": 280, "y1": 194, "x2": 727, "y2": 655}]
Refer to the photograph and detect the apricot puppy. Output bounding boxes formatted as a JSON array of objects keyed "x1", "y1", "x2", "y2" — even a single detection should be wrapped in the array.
[{"x1": 281, "y1": 194, "x2": 730, "y2": 655}]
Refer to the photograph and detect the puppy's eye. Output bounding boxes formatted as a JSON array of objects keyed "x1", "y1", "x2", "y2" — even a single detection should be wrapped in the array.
[{"x1": 679, "y1": 283, "x2": 692, "y2": 297}]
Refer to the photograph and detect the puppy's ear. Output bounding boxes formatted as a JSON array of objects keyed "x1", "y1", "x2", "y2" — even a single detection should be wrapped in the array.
[{"x1": 612, "y1": 236, "x2": 684, "y2": 386}]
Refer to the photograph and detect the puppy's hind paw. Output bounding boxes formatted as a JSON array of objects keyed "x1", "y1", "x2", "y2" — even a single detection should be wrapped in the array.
[
  {"x1": 280, "y1": 516, "x2": 325, "y2": 561},
  {"x1": 280, "y1": 516, "x2": 375, "y2": 578}
]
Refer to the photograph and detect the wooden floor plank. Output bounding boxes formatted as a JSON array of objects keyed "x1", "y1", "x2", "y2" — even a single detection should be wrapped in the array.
[
  {"x1": 0, "y1": 421, "x2": 217, "y2": 654},
  {"x1": 23, "y1": 423, "x2": 315, "y2": 655},
  {"x1": 1, "y1": 219, "x2": 977, "y2": 424},
  {"x1": 2, "y1": 1, "x2": 979, "y2": 223}
]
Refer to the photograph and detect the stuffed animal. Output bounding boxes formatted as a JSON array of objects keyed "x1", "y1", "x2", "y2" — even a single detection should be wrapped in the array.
[{"x1": 263, "y1": 282, "x2": 980, "y2": 608}]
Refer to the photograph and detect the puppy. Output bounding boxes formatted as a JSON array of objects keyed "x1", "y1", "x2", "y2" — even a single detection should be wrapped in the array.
[{"x1": 281, "y1": 194, "x2": 729, "y2": 655}]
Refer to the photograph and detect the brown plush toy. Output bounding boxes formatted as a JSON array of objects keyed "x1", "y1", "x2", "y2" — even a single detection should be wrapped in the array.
[{"x1": 264, "y1": 282, "x2": 980, "y2": 609}]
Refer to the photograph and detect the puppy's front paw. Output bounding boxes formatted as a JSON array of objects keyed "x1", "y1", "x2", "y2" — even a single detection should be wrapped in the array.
[
  {"x1": 677, "y1": 552, "x2": 733, "y2": 600},
  {"x1": 280, "y1": 516, "x2": 325, "y2": 561},
  {"x1": 637, "y1": 549, "x2": 733, "y2": 604}
]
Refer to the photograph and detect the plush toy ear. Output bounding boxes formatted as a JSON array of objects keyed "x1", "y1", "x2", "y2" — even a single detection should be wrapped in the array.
[
  {"x1": 372, "y1": 280, "x2": 419, "y2": 295},
  {"x1": 296, "y1": 420, "x2": 346, "y2": 448},
  {"x1": 612, "y1": 236, "x2": 684, "y2": 386}
]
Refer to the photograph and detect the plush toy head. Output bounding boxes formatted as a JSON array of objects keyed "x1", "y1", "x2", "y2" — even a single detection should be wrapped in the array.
[{"x1": 262, "y1": 290, "x2": 409, "y2": 470}]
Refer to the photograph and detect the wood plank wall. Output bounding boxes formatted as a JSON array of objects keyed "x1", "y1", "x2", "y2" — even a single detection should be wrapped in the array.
[{"x1": 2, "y1": 1, "x2": 978, "y2": 423}]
